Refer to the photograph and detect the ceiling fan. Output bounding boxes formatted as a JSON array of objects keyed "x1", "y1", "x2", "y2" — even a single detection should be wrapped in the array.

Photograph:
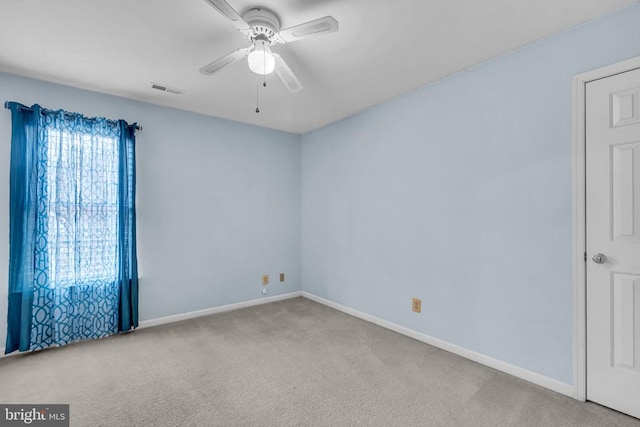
[{"x1": 200, "y1": 0, "x2": 339, "y2": 94}]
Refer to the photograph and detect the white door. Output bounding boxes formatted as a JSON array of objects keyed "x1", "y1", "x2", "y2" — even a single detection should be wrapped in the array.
[{"x1": 586, "y1": 67, "x2": 640, "y2": 419}]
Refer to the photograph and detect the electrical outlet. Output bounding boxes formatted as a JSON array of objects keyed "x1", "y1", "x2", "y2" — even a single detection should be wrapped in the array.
[
  {"x1": 262, "y1": 274, "x2": 269, "y2": 285},
  {"x1": 412, "y1": 298, "x2": 422, "y2": 313},
  {"x1": 280, "y1": 273, "x2": 285, "y2": 282}
]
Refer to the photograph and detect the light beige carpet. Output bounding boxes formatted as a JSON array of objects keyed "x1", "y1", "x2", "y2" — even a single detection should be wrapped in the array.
[{"x1": 0, "y1": 297, "x2": 638, "y2": 427}]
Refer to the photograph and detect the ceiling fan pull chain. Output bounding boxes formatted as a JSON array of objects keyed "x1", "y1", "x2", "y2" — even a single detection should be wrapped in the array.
[
  {"x1": 255, "y1": 77, "x2": 260, "y2": 113},
  {"x1": 263, "y1": 45, "x2": 267, "y2": 87}
]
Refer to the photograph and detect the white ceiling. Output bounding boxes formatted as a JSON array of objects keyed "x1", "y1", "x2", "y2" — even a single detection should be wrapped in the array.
[{"x1": 0, "y1": 0, "x2": 635, "y2": 134}]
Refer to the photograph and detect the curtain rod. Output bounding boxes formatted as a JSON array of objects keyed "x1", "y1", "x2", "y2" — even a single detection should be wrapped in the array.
[{"x1": 4, "y1": 101, "x2": 142, "y2": 131}]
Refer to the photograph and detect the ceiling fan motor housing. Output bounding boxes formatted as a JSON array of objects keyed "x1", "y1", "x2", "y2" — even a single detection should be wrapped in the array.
[{"x1": 243, "y1": 8, "x2": 281, "y2": 43}]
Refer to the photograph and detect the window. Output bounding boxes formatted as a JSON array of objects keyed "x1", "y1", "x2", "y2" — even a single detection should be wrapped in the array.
[{"x1": 45, "y1": 127, "x2": 120, "y2": 287}]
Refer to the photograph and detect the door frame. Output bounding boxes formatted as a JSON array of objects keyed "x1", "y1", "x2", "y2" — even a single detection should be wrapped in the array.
[{"x1": 572, "y1": 55, "x2": 640, "y2": 402}]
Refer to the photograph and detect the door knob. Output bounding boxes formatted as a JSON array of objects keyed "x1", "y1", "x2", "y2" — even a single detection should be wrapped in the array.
[{"x1": 592, "y1": 253, "x2": 607, "y2": 264}]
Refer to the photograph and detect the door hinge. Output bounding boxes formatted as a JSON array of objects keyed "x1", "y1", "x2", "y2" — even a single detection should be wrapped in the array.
[{"x1": 584, "y1": 252, "x2": 587, "y2": 262}]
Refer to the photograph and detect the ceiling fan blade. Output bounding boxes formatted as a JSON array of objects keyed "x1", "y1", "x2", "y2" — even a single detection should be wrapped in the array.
[
  {"x1": 273, "y1": 54, "x2": 303, "y2": 93},
  {"x1": 203, "y1": 0, "x2": 252, "y2": 34},
  {"x1": 275, "y1": 16, "x2": 338, "y2": 43},
  {"x1": 200, "y1": 48, "x2": 251, "y2": 75}
]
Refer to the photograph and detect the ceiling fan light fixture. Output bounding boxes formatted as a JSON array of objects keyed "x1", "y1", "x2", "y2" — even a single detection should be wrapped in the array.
[{"x1": 248, "y1": 40, "x2": 275, "y2": 75}]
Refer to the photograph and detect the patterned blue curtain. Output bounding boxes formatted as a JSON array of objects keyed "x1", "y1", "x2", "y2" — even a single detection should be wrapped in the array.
[{"x1": 5, "y1": 102, "x2": 138, "y2": 353}]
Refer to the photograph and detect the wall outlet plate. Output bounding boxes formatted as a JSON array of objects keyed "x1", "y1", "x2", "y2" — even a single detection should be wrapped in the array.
[
  {"x1": 280, "y1": 273, "x2": 285, "y2": 282},
  {"x1": 412, "y1": 298, "x2": 422, "y2": 313},
  {"x1": 262, "y1": 274, "x2": 269, "y2": 285}
]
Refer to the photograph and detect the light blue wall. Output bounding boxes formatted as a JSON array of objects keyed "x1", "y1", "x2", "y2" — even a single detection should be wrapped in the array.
[
  {"x1": 301, "y1": 5, "x2": 640, "y2": 385},
  {"x1": 0, "y1": 73, "x2": 301, "y2": 347}
]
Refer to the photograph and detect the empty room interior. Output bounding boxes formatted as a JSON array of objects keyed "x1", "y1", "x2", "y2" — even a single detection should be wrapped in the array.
[{"x1": 1, "y1": 0, "x2": 640, "y2": 426}]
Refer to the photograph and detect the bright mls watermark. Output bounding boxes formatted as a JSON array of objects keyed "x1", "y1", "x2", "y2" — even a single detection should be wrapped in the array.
[{"x1": 0, "y1": 405, "x2": 68, "y2": 426}]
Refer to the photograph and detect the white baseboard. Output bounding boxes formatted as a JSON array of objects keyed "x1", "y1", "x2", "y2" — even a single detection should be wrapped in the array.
[
  {"x1": 301, "y1": 291, "x2": 573, "y2": 398},
  {"x1": 1, "y1": 291, "x2": 302, "y2": 357},
  {"x1": 138, "y1": 291, "x2": 302, "y2": 330}
]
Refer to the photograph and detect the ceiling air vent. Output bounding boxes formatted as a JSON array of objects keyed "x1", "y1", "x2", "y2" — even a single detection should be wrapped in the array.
[{"x1": 150, "y1": 82, "x2": 184, "y2": 95}]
